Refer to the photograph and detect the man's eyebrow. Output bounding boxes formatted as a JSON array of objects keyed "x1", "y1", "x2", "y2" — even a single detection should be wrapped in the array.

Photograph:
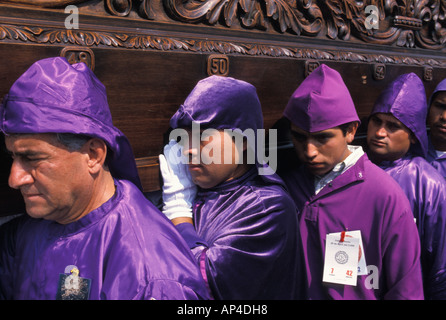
[
  {"x1": 6, "y1": 150, "x2": 44, "y2": 157},
  {"x1": 311, "y1": 131, "x2": 334, "y2": 138},
  {"x1": 433, "y1": 100, "x2": 446, "y2": 108}
]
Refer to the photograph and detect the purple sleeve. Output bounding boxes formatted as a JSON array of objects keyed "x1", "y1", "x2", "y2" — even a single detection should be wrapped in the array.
[
  {"x1": 386, "y1": 159, "x2": 446, "y2": 299},
  {"x1": 175, "y1": 222, "x2": 208, "y2": 250}
]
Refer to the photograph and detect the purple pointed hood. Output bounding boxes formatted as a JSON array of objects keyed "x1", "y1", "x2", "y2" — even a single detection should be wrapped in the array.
[
  {"x1": 283, "y1": 64, "x2": 359, "y2": 132},
  {"x1": 0, "y1": 57, "x2": 142, "y2": 190},
  {"x1": 371, "y1": 73, "x2": 428, "y2": 157},
  {"x1": 428, "y1": 78, "x2": 446, "y2": 107}
]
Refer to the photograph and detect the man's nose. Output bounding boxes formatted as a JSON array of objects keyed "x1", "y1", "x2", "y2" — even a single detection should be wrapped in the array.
[
  {"x1": 303, "y1": 141, "x2": 318, "y2": 159},
  {"x1": 182, "y1": 143, "x2": 200, "y2": 164},
  {"x1": 440, "y1": 109, "x2": 446, "y2": 121},
  {"x1": 8, "y1": 159, "x2": 33, "y2": 190},
  {"x1": 375, "y1": 126, "x2": 388, "y2": 138}
]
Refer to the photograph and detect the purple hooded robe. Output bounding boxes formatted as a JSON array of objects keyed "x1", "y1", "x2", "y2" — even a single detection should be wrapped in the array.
[
  {"x1": 426, "y1": 78, "x2": 446, "y2": 178},
  {"x1": 281, "y1": 64, "x2": 423, "y2": 300},
  {"x1": 170, "y1": 76, "x2": 305, "y2": 299},
  {"x1": 370, "y1": 73, "x2": 446, "y2": 299},
  {"x1": 0, "y1": 57, "x2": 209, "y2": 300}
]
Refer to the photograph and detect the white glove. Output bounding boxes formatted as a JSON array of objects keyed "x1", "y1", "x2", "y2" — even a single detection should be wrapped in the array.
[{"x1": 159, "y1": 140, "x2": 197, "y2": 220}]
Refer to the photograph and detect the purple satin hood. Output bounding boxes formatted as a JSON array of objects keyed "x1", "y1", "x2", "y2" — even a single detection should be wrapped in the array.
[
  {"x1": 283, "y1": 64, "x2": 359, "y2": 132},
  {"x1": 371, "y1": 73, "x2": 428, "y2": 157},
  {"x1": 0, "y1": 57, "x2": 142, "y2": 190},
  {"x1": 170, "y1": 75, "x2": 262, "y2": 132},
  {"x1": 170, "y1": 75, "x2": 279, "y2": 178}
]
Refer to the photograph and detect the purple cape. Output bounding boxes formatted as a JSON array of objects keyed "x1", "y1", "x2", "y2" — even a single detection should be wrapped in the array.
[
  {"x1": 0, "y1": 179, "x2": 209, "y2": 300},
  {"x1": 378, "y1": 155, "x2": 446, "y2": 299},
  {"x1": 427, "y1": 138, "x2": 446, "y2": 178},
  {"x1": 280, "y1": 154, "x2": 423, "y2": 299},
  {"x1": 170, "y1": 76, "x2": 305, "y2": 299},
  {"x1": 370, "y1": 73, "x2": 446, "y2": 298},
  {"x1": 0, "y1": 57, "x2": 141, "y2": 189}
]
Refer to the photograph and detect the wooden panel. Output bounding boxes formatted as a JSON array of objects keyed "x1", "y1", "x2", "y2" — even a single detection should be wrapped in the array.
[{"x1": 0, "y1": 0, "x2": 445, "y2": 214}]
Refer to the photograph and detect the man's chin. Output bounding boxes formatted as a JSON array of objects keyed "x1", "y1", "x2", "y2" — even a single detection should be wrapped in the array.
[{"x1": 25, "y1": 206, "x2": 53, "y2": 220}]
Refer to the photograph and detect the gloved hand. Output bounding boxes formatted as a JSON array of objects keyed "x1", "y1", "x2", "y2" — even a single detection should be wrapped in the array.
[{"x1": 159, "y1": 140, "x2": 197, "y2": 220}]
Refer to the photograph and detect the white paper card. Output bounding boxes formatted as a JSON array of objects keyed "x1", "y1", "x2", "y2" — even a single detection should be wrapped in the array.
[
  {"x1": 327, "y1": 230, "x2": 367, "y2": 275},
  {"x1": 323, "y1": 233, "x2": 359, "y2": 286}
]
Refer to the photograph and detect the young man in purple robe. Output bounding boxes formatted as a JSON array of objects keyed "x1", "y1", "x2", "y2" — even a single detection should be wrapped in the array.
[
  {"x1": 427, "y1": 78, "x2": 446, "y2": 178},
  {"x1": 279, "y1": 64, "x2": 423, "y2": 299},
  {"x1": 158, "y1": 75, "x2": 305, "y2": 299},
  {"x1": 366, "y1": 73, "x2": 446, "y2": 299},
  {"x1": 0, "y1": 57, "x2": 209, "y2": 300}
]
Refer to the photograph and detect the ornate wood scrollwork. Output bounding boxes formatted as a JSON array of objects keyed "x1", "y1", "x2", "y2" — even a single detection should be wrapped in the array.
[
  {"x1": 1, "y1": 0, "x2": 89, "y2": 7},
  {"x1": 0, "y1": 22, "x2": 445, "y2": 68},
  {"x1": 161, "y1": 0, "x2": 446, "y2": 49},
  {"x1": 164, "y1": 0, "x2": 324, "y2": 36},
  {"x1": 1, "y1": 0, "x2": 446, "y2": 50},
  {"x1": 105, "y1": 0, "x2": 132, "y2": 17}
]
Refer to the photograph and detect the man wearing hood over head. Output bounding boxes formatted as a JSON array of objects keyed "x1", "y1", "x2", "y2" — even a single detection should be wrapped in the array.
[
  {"x1": 0, "y1": 57, "x2": 209, "y2": 300},
  {"x1": 367, "y1": 73, "x2": 446, "y2": 300},
  {"x1": 279, "y1": 64, "x2": 423, "y2": 299},
  {"x1": 427, "y1": 78, "x2": 446, "y2": 179},
  {"x1": 158, "y1": 75, "x2": 305, "y2": 299}
]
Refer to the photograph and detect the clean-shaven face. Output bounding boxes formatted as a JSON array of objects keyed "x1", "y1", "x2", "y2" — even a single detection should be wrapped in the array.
[
  {"x1": 5, "y1": 133, "x2": 93, "y2": 224},
  {"x1": 182, "y1": 129, "x2": 246, "y2": 189},
  {"x1": 290, "y1": 123, "x2": 356, "y2": 176},
  {"x1": 367, "y1": 113, "x2": 414, "y2": 163}
]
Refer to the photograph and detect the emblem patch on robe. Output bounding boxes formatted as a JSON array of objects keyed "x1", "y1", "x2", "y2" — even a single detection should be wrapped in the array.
[{"x1": 56, "y1": 265, "x2": 91, "y2": 300}]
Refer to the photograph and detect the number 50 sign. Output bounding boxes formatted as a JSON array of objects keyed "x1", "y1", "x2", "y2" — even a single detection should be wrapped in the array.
[{"x1": 207, "y1": 54, "x2": 229, "y2": 77}]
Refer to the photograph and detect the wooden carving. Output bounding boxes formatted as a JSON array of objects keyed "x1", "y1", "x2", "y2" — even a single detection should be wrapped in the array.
[
  {"x1": 161, "y1": 0, "x2": 446, "y2": 49},
  {"x1": 164, "y1": 0, "x2": 324, "y2": 36},
  {"x1": 0, "y1": 0, "x2": 89, "y2": 7},
  {"x1": 0, "y1": 23, "x2": 444, "y2": 68},
  {"x1": 0, "y1": 0, "x2": 445, "y2": 50}
]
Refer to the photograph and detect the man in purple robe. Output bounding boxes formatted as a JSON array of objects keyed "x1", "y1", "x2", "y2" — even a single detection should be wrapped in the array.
[
  {"x1": 367, "y1": 73, "x2": 446, "y2": 299},
  {"x1": 158, "y1": 75, "x2": 305, "y2": 299},
  {"x1": 0, "y1": 57, "x2": 209, "y2": 300},
  {"x1": 279, "y1": 64, "x2": 423, "y2": 299},
  {"x1": 427, "y1": 78, "x2": 446, "y2": 178}
]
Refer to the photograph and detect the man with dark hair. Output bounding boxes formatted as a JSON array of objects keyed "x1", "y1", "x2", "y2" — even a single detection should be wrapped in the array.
[
  {"x1": 279, "y1": 64, "x2": 423, "y2": 299},
  {"x1": 159, "y1": 75, "x2": 305, "y2": 299},
  {"x1": 367, "y1": 73, "x2": 446, "y2": 299},
  {"x1": 427, "y1": 78, "x2": 446, "y2": 179}
]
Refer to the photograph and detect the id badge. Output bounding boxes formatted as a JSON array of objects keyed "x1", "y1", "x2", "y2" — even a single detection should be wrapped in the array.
[
  {"x1": 323, "y1": 232, "x2": 360, "y2": 286},
  {"x1": 326, "y1": 230, "x2": 368, "y2": 275},
  {"x1": 56, "y1": 265, "x2": 91, "y2": 300}
]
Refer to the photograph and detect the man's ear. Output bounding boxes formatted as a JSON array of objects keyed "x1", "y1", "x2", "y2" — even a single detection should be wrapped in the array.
[
  {"x1": 346, "y1": 122, "x2": 359, "y2": 144},
  {"x1": 82, "y1": 138, "x2": 108, "y2": 175}
]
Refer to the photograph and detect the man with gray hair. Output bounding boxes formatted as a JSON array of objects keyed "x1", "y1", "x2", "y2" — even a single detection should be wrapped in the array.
[{"x1": 0, "y1": 57, "x2": 209, "y2": 300}]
